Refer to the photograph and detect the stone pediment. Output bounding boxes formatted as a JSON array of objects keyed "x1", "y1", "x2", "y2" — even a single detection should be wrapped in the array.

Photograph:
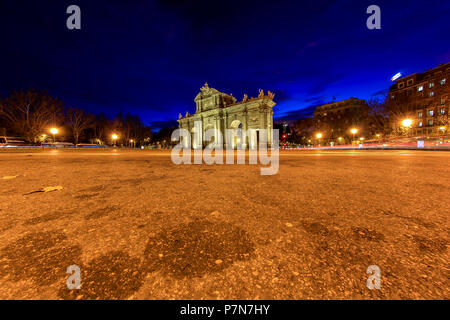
[{"x1": 194, "y1": 82, "x2": 221, "y2": 101}]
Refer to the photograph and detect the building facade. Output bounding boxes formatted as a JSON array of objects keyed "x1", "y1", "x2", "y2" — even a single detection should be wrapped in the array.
[
  {"x1": 313, "y1": 97, "x2": 368, "y2": 118},
  {"x1": 177, "y1": 83, "x2": 275, "y2": 148},
  {"x1": 313, "y1": 97, "x2": 370, "y2": 143},
  {"x1": 388, "y1": 63, "x2": 449, "y2": 136}
]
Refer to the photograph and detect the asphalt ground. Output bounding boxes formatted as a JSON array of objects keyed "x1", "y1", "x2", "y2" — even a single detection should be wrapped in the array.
[{"x1": 0, "y1": 149, "x2": 448, "y2": 299}]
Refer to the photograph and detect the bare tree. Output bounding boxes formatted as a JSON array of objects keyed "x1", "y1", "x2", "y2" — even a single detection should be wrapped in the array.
[
  {"x1": 0, "y1": 89, "x2": 63, "y2": 142},
  {"x1": 92, "y1": 113, "x2": 110, "y2": 144},
  {"x1": 113, "y1": 112, "x2": 153, "y2": 147},
  {"x1": 367, "y1": 97, "x2": 390, "y2": 136},
  {"x1": 66, "y1": 107, "x2": 94, "y2": 144}
]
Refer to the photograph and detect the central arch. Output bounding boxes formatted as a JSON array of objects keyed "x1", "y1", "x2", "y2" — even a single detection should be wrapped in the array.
[{"x1": 229, "y1": 120, "x2": 243, "y2": 149}]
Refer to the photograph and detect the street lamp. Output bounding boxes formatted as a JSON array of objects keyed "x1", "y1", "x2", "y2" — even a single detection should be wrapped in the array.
[
  {"x1": 130, "y1": 139, "x2": 134, "y2": 148},
  {"x1": 402, "y1": 119, "x2": 413, "y2": 128},
  {"x1": 50, "y1": 128, "x2": 59, "y2": 143},
  {"x1": 350, "y1": 128, "x2": 358, "y2": 145},
  {"x1": 401, "y1": 119, "x2": 413, "y2": 137},
  {"x1": 316, "y1": 133, "x2": 323, "y2": 146},
  {"x1": 112, "y1": 134, "x2": 118, "y2": 147}
]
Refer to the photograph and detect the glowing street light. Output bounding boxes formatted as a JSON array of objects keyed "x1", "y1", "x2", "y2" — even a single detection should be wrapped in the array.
[
  {"x1": 439, "y1": 126, "x2": 446, "y2": 131},
  {"x1": 315, "y1": 133, "x2": 323, "y2": 147},
  {"x1": 112, "y1": 134, "x2": 118, "y2": 147},
  {"x1": 49, "y1": 128, "x2": 59, "y2": 143},
  {"x1": 402, "y1": 119, "x2": 413, "y2": 127},
  {"x1": 350, "y1": 128, "x2": 358, "y2": 145}
]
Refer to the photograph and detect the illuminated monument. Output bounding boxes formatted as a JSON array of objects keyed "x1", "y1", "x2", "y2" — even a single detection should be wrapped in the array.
[{"x1": 178, "y1": 83, "x2": 276, "y2": 149}]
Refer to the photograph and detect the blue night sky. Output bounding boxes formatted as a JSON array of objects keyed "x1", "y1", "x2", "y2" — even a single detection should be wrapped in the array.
[{"x1": 1, "y1": 0, "x2": 449, "y2": 129}]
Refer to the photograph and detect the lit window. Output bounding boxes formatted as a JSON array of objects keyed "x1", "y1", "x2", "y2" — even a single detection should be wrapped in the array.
[
  {"x1": 428, "y1": 110, "x2": 434, "y2": 116},
  {"x1": 441, "y1": 79, "x2": 446, "y2": 85},
  {"x1": 418, "y1": 86, "x2": 423, "y2": 92},
  {"x1": 428, "y1": 119, "x2": 433, "y2": 126},
  {"x1": 429, "y1": 92, "x2": 434, "y2": 97},
  {"x1": 390, "y1": 95, "x2": 395, "y2": 99},
  {"x1": 418, "y1": 112, "x2": 423, "y2": 118},
  {"x1": 440, "y1": 108, "x2": 446, "y2": 114},
  {"x1": 429, "y1": 82, "x2": 434, "y2": 88},
  {"x1": 418, "y1": 121, "x2": 423, "y2": 127}
]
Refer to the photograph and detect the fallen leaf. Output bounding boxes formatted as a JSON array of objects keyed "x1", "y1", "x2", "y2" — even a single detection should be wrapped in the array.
[
  {"x1": 42, "y1": 186, "x2": 63, "y2": 192},
  {"x1": 2, "y1": 175, "x2": 18, "y2": 180},
  {"x1": 24, "y1": 185, "x2": 63, "y2": 195}
]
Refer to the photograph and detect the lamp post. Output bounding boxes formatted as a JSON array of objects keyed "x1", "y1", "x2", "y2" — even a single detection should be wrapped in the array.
[
  {"x1": 112, "y1": 134, "x2": 118, "y2": 147},
  {"x1": 401, "y1": 119, "x2": 413, "y2": 137},
  {"x1": 50, "y1": 128, "x2": 59, "y2": 143},
  {"x1": 350, "y1": 128, "x2": 358, "y2": 145},
  {"x1": 316, "y1": 133, "x2": 323, "y2": 147}
]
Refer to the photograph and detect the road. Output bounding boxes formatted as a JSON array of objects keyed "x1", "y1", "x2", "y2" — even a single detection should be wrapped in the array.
[{"x1": 0, "y1": 149, "x2": 448, "y2": 299}]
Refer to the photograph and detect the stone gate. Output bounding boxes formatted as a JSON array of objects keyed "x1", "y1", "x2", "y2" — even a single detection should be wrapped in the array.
[{"x1": 177, "y1": 83, "x2": 275, "y2": 149}]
